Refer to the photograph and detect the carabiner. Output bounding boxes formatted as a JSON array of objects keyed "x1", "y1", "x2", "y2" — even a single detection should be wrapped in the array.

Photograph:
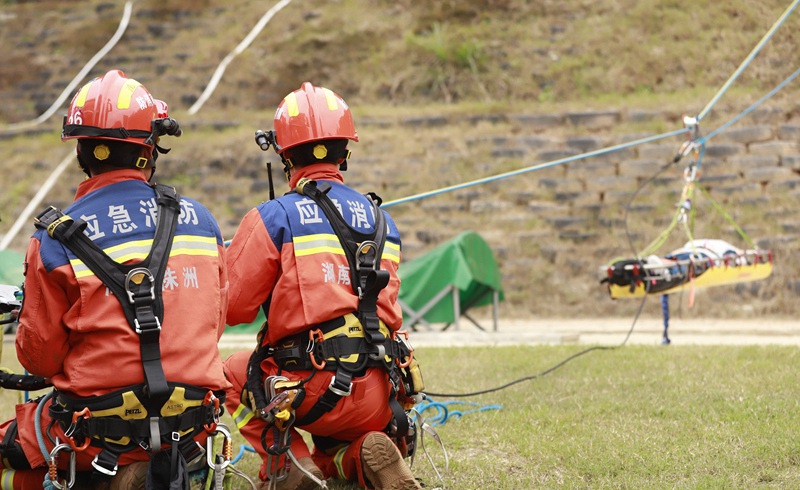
[
  {"x1": 203, "y1": 391, "x2": 221, "y2": 433},
  {"x1": 65, "y1": 408, "x2": 91, "y2": 452},
  {"x1": 308, "y1": 329, "x2": 327, "y2": 370},
  {"x1": 393, "y1": 330, "x2": 414, "y2": 369},
  {"x1": 48, "y1": 442, "x2": 76, "y2": 489},
  {"x1": 206, "y1": 424, "x2": 233, "y2": 471}
]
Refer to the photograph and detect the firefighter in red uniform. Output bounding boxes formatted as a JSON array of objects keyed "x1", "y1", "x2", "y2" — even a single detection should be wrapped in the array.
[
  {"x1": 0, "y1": 70, "x2": 230, "y2": 489},
  {"x1": 223, "y1": 82, "x2": 423, "y2": 490}
]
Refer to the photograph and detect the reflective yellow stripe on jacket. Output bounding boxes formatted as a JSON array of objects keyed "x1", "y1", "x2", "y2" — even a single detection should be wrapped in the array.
[
  {"x1": 70, "y1": 235, "x2": 219, "y2": 278},
  {"x1": 293, "y1": 233, "x2": 400, "y2": 263}
]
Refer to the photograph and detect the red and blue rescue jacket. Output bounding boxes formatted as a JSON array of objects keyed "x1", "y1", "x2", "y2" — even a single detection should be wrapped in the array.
[
  {"x1": 16, "y1": 169, "x2": 230, "y2": 397},
  {"x1": 226, "y1": 164, "x2": 403, "y2": 346}
]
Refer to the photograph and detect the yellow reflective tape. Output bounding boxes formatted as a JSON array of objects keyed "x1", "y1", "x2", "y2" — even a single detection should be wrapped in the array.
[
  {"x1": 323, "y1": 88, "x2": 338, "y2": 111},
  {"x1": 168, "y1": 247, "x2": 219, "y2": 257},
  {"x1": 293, "y1": 233, "x2": 337, "y2": 244},
  {"x1": 292, "y1": 234, "x2": 400, "y2": 262},
  {"x1": 382, "y1": 241, "x2": 401, "y2": 263},
  {"x1": 293, "y1": 233, "x2": 346, "y2": 257},
  {"x1": 294, "y1": 245, "x2": 346, "y2": 258},
  {"x1": 232, "y1": 404, "x2": 255, "y2": 429},
  {"x1": 117, "y1": 79, "x2": 141, "y2": 110},
  {"x1": 285, "y1": 92, "x2": 299, "y2": 117},
  {"x1": 71, "y1": 235, "x2": 219, "y2": 278},
  {"x1": 333, "y1": 446, "x2": 347, "y2": 479},
  {"x1": 2, "y1": 469, "x2": 16, "y2": 488},
  {"x1": 75, "y1": 83, "x2": 92, "y2": 107}
]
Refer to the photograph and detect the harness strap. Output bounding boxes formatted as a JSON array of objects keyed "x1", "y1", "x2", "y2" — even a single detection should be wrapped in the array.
[
  {"x1": 53, "y1": 405, "x2": 215, "y2": 443},
  {"x1": 274, "y1": 335, "x2": 409, "y2": 372},
  {"x1": 62, "y1": 124, "x2": 152, "y2": 141},
  {"x1": 0, "y1": 420, "x2": 32, "y2": 470},
  {"x1": 287, "y1": 180, "x2": 400, "y2": 428},
  {"x1": 34, "y1": 184, "x2": 181, "y2": 401},
  {"x1": 49, "y1": 387, "x2": 225, "y2": 446},
  {"x1": 295, "y1": 179, "x2": 388, "y2": 341},
  {"x1": 295, "y1": 369, "x2": 353, "y2": 427}
]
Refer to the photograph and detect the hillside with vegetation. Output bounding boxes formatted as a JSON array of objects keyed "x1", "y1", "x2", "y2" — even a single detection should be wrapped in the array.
[{"x1": 1, "y1": 0, "x2": 798, "y2": 320}]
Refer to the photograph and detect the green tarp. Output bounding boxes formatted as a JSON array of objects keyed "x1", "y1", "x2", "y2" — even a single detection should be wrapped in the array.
[
  {"x1": 1, "y1": 250, "x2": 24, "y2": 352},
  {"x1": 0, "y1": 249, "x2": 25, "y2": 288},
  {"x1": 227, "y1": 309, "x2": 265, "y2": 334},
  {"x1": 224, "y1": 231, "x2": 505, "y2": 334},
  {"x1": 397, "y1": 231, "x2": 503, "y2": 324}
]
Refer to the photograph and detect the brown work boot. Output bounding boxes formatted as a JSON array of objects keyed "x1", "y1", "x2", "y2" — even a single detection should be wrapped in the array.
[
  {"x1": 107, "y1": 461, "x2": 148, "y2": 490},
  {"x1": 259, "y1": 456, "x2": 324, "y2": 490},
  {"x1": 361, "y1": 432, "x2": 421, "y2": 490}
]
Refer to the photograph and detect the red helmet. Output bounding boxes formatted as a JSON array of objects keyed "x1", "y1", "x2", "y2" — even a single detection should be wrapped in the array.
[
  {"x1": 272, "y1": 82, "x2": 358, "y2": 154},
  {"x1": 61, "y1": 70, "x2": 174, "y2": 151}
]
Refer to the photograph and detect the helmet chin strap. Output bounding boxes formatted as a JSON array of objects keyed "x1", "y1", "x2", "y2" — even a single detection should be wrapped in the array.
[{"x1": 282, "y1": 157, "x2": 294, "y2": 182}]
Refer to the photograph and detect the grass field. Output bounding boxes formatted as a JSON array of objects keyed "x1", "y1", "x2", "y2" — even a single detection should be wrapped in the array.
[{"x1": 2, "y1": 341, "x2": 799, "y2": 489}]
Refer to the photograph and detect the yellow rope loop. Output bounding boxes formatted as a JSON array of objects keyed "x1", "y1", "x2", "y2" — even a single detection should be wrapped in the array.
[{"x1": 695, "y1": 184, "x2": 756, "y2": 249}]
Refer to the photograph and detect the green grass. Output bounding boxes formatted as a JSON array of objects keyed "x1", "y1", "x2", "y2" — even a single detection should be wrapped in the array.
[{"x1": 3, "y1": 342, "x2": 799, "y2": 489}]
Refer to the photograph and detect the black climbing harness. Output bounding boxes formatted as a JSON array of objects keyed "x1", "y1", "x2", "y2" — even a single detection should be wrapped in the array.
[
  {"x1": 32, "y1": 183, "x2": 227, "y2": 485},
  {"x1": 243, "y1": 178, "x2": 423, "y2": 464}
]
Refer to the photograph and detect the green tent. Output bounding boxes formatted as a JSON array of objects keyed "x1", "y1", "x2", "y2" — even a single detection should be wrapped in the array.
[{"x1": 397, "y1": 231, "x2": 503, "y2": 331}]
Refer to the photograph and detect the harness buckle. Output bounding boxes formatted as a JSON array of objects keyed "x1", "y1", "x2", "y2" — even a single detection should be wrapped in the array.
[
  {"x1": 355, "y1": 240, "x2": 379, "y2": 271},
  {"x1": 125, "y1": 268, "x2": 156, "y2": 304},
  {"x1": 369, "y1": 343, "x2": 387, "y2": 362},
  {"x1": 149, "y1": 416, "x2": 162, "y2": 452},
  {"x1": 134, "y1": 316, "x2": 162, "y2": 334},
  {"x1": 90, "y1": 453, "x2": 118, "y2": 477},
  {"x1": 328, "y1": 375, "x2": 352, "y2": 397}
]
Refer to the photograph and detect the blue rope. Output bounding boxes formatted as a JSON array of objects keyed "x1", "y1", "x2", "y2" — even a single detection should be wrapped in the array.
[
  {"x1": 414, "y1": 398, "x2": 502, "y2": 426},
  {"x1": 231, "y1": 444, "x2": 256, "y2": 465},
  {"x1": 697, "y1": 0, "x2": 800, "y2": 121},
  {"x1": 382, "y1": 129, "x2": 689, "y2": 208},
  {"x1": 701, "y1": 67, "x2": 800, "y2": 143}
]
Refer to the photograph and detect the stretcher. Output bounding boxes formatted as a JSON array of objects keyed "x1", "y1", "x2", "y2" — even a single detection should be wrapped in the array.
[{"x1": 600, "y1": 239, "x2": 773, "y2": 299}]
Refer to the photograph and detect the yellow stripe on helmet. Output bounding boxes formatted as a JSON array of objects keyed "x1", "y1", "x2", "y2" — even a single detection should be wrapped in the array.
[
  {"x1": 285, "y1": 92, "x2": 299, "y2": 117},
  {"x1": 117, "y1": 79, "x2": 142, "y2": 110},
  {"x1": 74, "y1": 82, "x2": 93, "y2": 108},
  {"x1": 323, "y1": 88, "x2": 339, "y2": 110}
]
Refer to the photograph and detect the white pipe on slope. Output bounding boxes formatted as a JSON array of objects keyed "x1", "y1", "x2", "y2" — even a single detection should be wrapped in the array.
[
  {"x1": 2, "y1": 1, "x2": 134, "y2": 133},
  {"x1": 188, "y1": 0, "x2": 292, "y2": 115}
]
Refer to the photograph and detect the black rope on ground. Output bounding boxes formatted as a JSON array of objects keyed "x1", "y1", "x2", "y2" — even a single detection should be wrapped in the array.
[{"x1": 424, "y1": 291, "x2": 649, "y2": 399}]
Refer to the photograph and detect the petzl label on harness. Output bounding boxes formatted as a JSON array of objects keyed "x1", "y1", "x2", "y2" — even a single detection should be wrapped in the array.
[{"x1": 317, "y1": 313, "x2": 392, "y2": 365}]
